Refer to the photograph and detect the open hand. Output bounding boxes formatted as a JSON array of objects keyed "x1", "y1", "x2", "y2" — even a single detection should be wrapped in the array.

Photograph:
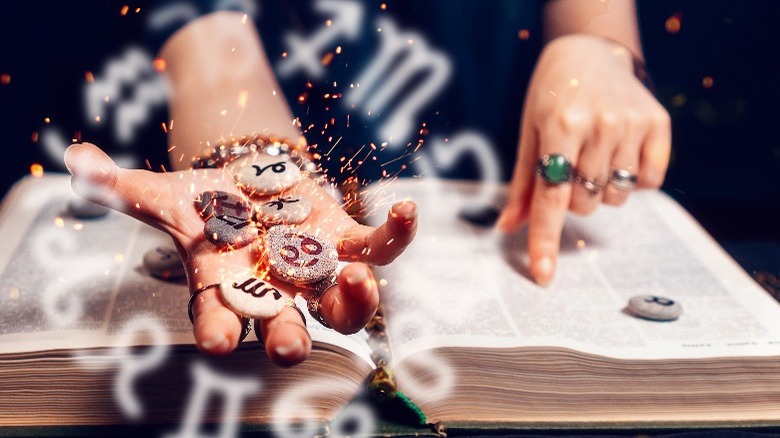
[
  {"x1": 497, "y1": 34, "x2": 671, "y2": 286},
  {"x1": 65, "y1": 142, "x2": 417, "y2": 367}
]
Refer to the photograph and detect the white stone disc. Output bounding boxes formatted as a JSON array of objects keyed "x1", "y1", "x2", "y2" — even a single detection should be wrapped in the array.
[
  {"x1": 219, "y1": 274, "x2": 287, "y2": 319},
  {"x1": 256, "y1": 195, "x2": 312, "y2": 227},
  {"x1": 227, "y1": 153, "x2": 301, "y2": 196}
]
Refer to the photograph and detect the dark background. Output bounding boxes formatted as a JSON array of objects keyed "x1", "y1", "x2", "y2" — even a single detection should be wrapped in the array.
[{"x1": 0, "y1": 1, "x2": 778, "y2": 277}]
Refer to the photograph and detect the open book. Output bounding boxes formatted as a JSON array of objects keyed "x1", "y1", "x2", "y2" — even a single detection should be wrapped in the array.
[{"x1": 0, "y1": 175, "x2": 779, "y2": 432}]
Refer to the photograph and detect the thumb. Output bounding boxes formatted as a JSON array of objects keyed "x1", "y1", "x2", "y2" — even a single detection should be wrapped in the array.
[{"x1": 64, "y1": 142, "x2": 120, "y2": 203}]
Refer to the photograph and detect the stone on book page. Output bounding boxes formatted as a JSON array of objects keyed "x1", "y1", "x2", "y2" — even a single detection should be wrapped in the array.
[
  {"x1": 219, "y1": 274, "x2": 287, "y2": 319},
  {"x1": 627, "y1": 295, "x2": 682, "y2": 321},
  {"x1": 66, "y1": 198, "x2": 110, "y2": 219},
  {"x1": 143, "y1": 246, "x2": 185, "y2": 280},
  {"x1": 255, "y1": 195, "x2": 312, "y2": 227},
  {"x1": 227, "y1": 153, "x2": 301, "y2": 196},
  {"x1": 264, "y1": 225, "x2": 338, "y2": 285}
]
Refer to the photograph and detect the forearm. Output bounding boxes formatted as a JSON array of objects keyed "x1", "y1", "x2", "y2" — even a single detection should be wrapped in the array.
[
  {"x1": 542, "y1": 0, "x2": 643, "y2": 60},
  {"x1": 159, "y1": 11, "x2": 300, "y2": 171}
]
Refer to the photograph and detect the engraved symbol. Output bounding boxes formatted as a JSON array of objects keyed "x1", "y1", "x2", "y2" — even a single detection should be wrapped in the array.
[
  {"x1": 155, "y1": 247, "x2": 175, "y2": 260},
  {"x1": 281, "y1": 235, "x2": 323, "y2": 267},
  {"x1": 232, "y1": 278, "x2": 282, "y2": 300},
  {"x1": 216, "y1": 215, "x2": 251, "y2": 230},
  {"x1": 252, "y1": 161, "x2": 287, "y2": 176},
  {"x1": 264, "y1": 196, "x2": 300, "y2": 211},
  {"x1": 645, "y1": 296, "x2": 675, "y2": 306}
]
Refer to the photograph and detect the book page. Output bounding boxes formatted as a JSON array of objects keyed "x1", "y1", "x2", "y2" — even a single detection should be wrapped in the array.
[
  {"x1": 0, "y1": 175, "x2": 372, "y2": 365},
  {"x1": 366, "y1": 178, "x2": 780, "y2": 362}
]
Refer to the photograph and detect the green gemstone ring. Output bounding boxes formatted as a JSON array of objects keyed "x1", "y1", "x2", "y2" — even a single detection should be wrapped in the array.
[{"x1": 536, "y1": 154, "x2": 573, "y2": 185}]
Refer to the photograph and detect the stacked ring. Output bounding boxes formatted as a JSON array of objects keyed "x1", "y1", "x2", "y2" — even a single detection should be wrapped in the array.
[
  {"x1": 536, "y1": 154, "x2": 573, "y2": 185},
  {"x1": 573, "y1": 172, "x2": 605, "y2": 196},
  {"x1": 187, "y1": 283, "x2": 252, "y2": 343},
  {"x1": 306, "y1": 275, "x2": 339, "y2": 329},
  {"x1": 609, "y1": 168, "x2": 638, "y2": 191}
]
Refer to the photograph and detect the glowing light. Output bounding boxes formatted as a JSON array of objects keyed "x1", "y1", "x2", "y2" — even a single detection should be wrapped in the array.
[
  {"x1": 220, "y1": 109, "x2": 227, "y2": 115},
  {"x1": 237, "y1": 90, "x2": 249, "y2": 108},
  {"x1": 321, "y1": 52, "x2": 334, "y2": 66},
  {"x1": 115, "y1": 253, "x2": 125, "y2": 264},
  {"x1": 517, "y1": 29, "x2": 530, "y2": 40},
  {"x1": 666, "y1": 13, "x2": 682, "y2": 34},
  {"x1": 576, "y1": 239, "x2": 586, "y2": 249},
  {"x1": 30, "y1": 163, "x2": 44, "y2": 177},
  {"x1": 671, "y1": 93, "x2": 687, "y2": 107},
  {"x1": 120, "y1": 5, "x2": 129, "y2": 15},
  {"x1": 152, "y1": 58, "x2": 166, "y2": 72},
  {"x1": 1, "y1": 73, "x2": 12, "y2": 85},
  {"x1": 570, "y1": 78, "x2": 579, "y2": 87},
  {"x1": 702, "y1": 76, "x2": 714, "y2": 89},
  {"x1": 44, "y1": 117, "x2": 51, "y2": 124},
  {"x1": 73, "y1": 223, "x2": 83, "y2": 231},
  {"x1": 325, "y1": 19, "x2": 332, "y2": 26},
  {"x1": 54, "y1": 217, "x2": 64, "y2": 227},
  {"x1": 379, "y1": 279, "x2": 388, "y2": 287},
  {"x1": 380, "y1": 3, "x2": 387, "y2": 10}
]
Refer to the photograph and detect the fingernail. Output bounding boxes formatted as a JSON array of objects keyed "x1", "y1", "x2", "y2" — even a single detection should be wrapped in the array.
[
  {"x1": 274, "y1": 338, "x2": 303, "y2": 357},
  {"x1": 346, "y1": 266, "x2": 369, "y2": 287},
  {"x1": 200, "y1": 333, "x2": 228, "y2": 352},
  {"x1": 63, "y1": 145, "x2": 73, "y2": 172},
  {"x1": 533, "y1": 257, "x2": 554, "y2": 287}
]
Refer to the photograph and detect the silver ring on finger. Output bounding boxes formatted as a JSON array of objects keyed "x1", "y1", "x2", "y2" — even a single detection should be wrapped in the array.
[
  {"x1": 608, "y1": 168, "x2": 638, "y2": 191},
  {"x1": 306, "y1": 275, "x2": 338, "y2": 329},
  {"x1": 573, "y1": 172, "x2": 605, "y2": 197}
]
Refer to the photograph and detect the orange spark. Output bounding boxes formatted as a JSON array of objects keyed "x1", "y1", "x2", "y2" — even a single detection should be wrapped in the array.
[
  {"x1": 152, "y1": 58, "x2": 166, "y2": 72},
  {"x1": 666, "y1": 13, "x2": 682, "y2": 34},
  {"x1": 1, "y1": 73, "x2": 11, "y2": 85},
  {"x1": 30, "y1": 163, "x2": 44, "y2": 178},
  {"x1": 120, "y1": 5, "x2": 129, "y2": 15},
  {"x1": 517, "y1": 29, "x2": 530, "y2": 40}
]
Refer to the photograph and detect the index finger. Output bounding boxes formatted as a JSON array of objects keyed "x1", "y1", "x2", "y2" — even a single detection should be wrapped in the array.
[{"x1": 528, "y1": 135, "x2": 579, "y2": 286}]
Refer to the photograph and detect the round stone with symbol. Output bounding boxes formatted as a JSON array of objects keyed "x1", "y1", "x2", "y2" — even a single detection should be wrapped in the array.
[
  {"x1": 143, "y1": 245, "x2": 185, "y2": 280},
  {"x1": 265, "y1": 225, "x2": 338, "y2": 285},
  {"x1": 227, "y1": 153, "x2": 301, "y2": 196},
  {"x1": 219, "y1": 274, "x2": 287, "y2": 319},
  {"x1": 204, "y1": 215, "x2": 258, "y2": 249},
  {"x1": 195, "y1": 191, "x2": 257, "y2": 248},
  {"x1": 256, "y1": 195, "x2": 312, "y2": 227},
  {"x1": 194, "y1": 191, "x2": 252, "y2": 220},
  {"x1": 627, "y1": 294, "x2": 682, "y2": 321}
]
